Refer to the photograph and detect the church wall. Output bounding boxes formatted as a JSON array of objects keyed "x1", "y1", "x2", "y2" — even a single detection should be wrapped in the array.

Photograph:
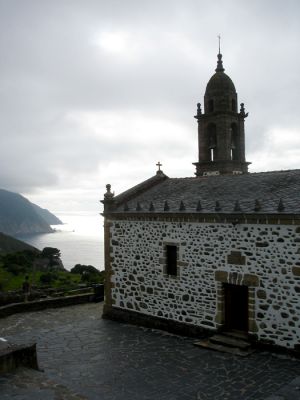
[{"x1": 108, "y1": 219, "x2": 300, "y2": 349}]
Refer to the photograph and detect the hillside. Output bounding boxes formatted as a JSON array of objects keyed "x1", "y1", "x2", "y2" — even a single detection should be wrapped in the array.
[
  {"x1": 31, "y1": 203, "x2": 63, "y2": 225},
  {"x1": 0, "y1": 189, "x2": 56, "y2": 236},
  {"x1": 0, "y1": 232, "x2": 39, "y2": 254}
]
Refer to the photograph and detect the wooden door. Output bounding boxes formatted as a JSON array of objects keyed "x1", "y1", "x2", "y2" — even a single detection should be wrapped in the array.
[{"x1": 224, "y1": 283, "x2": 248, "y2": 332}]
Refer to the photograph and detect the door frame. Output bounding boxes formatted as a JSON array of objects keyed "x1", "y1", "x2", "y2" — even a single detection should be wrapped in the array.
[{"x1": 214, "y1": 271, "x2": 259, "y2": 334}]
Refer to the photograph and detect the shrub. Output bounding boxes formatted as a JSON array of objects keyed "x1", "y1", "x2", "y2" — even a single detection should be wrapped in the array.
[
  {"x1": 71, "y1": 264, "x2": 100, "y2": 275},
  {"x1": 39, "y1": 272, "x2": 58, "y2": 284},
  {"x1": 5, "y1": 263, "x2": 26, "y2": 276},
  {"x1": 1, "y1": 250, "x2": 39, "y2": 275},
  {"x1": 80, "y1": 272, "x2": 94, "y2": 283}
]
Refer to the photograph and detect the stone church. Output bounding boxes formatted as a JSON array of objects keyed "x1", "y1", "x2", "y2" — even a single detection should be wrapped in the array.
[{"x1": 102, "y1": 51, "x2": 300, "y2": 351}]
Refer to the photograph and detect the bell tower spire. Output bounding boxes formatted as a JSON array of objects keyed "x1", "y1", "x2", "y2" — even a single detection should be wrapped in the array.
[
  {"x1": 193, "y1": 48, "x2": 250, "y2": 176},
  {"x1": 216, "y1": 35, "x2": 225, "y2": 72}
]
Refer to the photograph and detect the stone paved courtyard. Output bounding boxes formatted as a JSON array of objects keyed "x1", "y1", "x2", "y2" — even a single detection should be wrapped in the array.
[{"x1": 0, "y1": 303, "x2": 300, "y2": 399}]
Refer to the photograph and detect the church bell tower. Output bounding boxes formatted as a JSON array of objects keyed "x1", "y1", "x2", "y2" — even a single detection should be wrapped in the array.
[{"x1": 193, "y1": 49, "x2": 250, "y2": 176}]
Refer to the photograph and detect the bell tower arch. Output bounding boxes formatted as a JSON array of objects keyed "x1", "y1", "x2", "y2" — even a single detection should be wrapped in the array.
[{"x1": 193, "y1": 51, "x2": 250, "y2": 176}]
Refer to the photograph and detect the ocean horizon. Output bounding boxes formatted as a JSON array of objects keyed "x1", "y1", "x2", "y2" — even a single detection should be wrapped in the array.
[{"x1": 17, "y1": 212, "x2": 104, "y2": 271}]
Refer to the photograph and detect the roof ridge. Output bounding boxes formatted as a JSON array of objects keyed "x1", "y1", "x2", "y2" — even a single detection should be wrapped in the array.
[{"x1": 114, "y1": 172, "x2": 169, "y2": 206}]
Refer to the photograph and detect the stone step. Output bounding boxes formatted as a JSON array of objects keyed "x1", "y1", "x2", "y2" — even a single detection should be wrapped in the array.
[
  {"x1": 222, "y1": 330, "x2": 249, "y2": 340},
  {"x1": 194, "y1": 339, "x2": 255, "y2": 357},
  {"x1": 210, "y1": 334, "x2": 251, "y2": 350}
]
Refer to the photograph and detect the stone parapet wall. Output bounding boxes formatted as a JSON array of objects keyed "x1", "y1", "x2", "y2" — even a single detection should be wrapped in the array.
[
  {"x1": 0, "y1": 293, "x2": 101, "y2": 319},
  {"x1": 108, "y1": 219, "x2": 300, "y2": 349}
]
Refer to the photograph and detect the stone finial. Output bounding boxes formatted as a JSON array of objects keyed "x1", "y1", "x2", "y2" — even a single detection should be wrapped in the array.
[
  {"x1": 124, "y1": 203, "x2": 129, "y2": 212},
  {"x1": 254, "y1": 199, "x2": 261, "y2": 212},
  {"x1": 215, "y1": 53, "x2": 225, "y2": 72},
  {"x1": 136, "y1": 202, "x2": 142, "y2": 211},
  {"x1": 164, "y1": 201, "x2": 170, "y2": 211},
  {"x1": 104, "y1": 184, "x2": 114, "y2": 200},
  {"x1": 234, "y1": 200, "x2": 241, "y2": 212},
  {"x1": 215, "y1": 201, "x2": 221, "y2": 211},
  {"x1": 179, "y1": 200, "x2": 186, "y2": 211},
  {"x1": 149, "y1": 202, "x2": 155, "y2": 212},
  {"x1": 194, "y1": 103, "x2": 202, "y2": 120},
  {"x1": 277, "y1": 198, "x2": 285, "y2": 212},
  {"x1": 196, "y1": 200, "x2": 202, "y2": 211},
  {"x1": 240, "y1": 103, "x2": 249, "y2": 118},
  {"x1": 101, "y1": 184, "x2": 115, "y2": 213}
]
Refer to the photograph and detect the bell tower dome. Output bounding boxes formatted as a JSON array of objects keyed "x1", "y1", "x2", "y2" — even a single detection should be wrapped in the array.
[{"x1": 193, "y1": 50, "x2": 250, "y2": 176}]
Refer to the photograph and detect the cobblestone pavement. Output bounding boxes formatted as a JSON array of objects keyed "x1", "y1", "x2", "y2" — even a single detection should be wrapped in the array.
[{"x1": 0, "y1": 303, "x2": 300, "y2": 400}]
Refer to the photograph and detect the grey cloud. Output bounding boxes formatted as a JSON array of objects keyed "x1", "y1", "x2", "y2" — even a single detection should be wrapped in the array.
[{"x1": 0, "y1": 0, "x2": 299, "y2": 209}]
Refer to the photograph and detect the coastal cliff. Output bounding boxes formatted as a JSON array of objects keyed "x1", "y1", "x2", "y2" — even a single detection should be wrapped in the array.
[{"x1": 0, "y1": 189, "x2": 61, "y2": 236}]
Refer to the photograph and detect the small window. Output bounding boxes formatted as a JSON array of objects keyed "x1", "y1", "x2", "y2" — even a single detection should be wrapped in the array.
[
  {"x1": 166, "y1": 245, "x2": 177, "y2": 276},
  {"x1": 208, "y1": 99, "x2": 214, "y2": 112}
]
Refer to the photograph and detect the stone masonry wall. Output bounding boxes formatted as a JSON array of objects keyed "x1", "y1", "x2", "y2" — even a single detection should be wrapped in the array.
[{"x1": 109, "y1": 220, "x2": 300, "y2": 349}]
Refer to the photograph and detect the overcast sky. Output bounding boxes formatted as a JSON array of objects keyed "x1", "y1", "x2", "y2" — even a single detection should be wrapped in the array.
[{"x1": 0, "y1": 0, "x2": 299, "y2": 214}]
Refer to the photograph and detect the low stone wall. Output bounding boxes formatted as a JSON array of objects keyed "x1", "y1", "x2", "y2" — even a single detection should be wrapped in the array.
[
  {"x1": 0, "y1": 343, "x2": 39, "y2": 373},
  {"x1": 0, "y1": 292, "x2": 102, "y2": 319}
]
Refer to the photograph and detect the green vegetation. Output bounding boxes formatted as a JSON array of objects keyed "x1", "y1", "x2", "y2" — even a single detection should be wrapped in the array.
[
  {"x1": 71, "y1": 264, "x2": 104, "y2": 285},
  {"x1": 0, "y1": 248, "x2": 104, "y2": 293},
  {"x1": 0, "y1": 260, "x2": 80, "y2": 293},
  {"x1": 41, "y1": 247, "x2": 61, "y2": 266},
  {"x1": 0, "y1": 233, "x2": 104, "y2": 307},
  {"x1": 2, "y1": 250, "x2": 38, "y2": 275}
]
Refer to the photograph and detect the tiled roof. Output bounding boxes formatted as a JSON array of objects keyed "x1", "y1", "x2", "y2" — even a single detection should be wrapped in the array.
[{"x1": 111, "y1": 169, "x2": 300, "y2": 215}]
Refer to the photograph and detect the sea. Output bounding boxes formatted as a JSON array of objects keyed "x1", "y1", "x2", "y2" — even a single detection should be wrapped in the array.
[{"x1": 16, "y1": 212, "x2": 105, "y2": 271}]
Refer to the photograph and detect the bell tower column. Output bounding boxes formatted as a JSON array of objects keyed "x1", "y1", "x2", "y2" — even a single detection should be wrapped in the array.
[{"x1": 193, "y1": 52, "x2": 251, "y2": 176}]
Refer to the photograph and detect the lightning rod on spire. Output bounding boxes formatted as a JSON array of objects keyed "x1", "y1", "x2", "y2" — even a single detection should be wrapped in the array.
[{"x1": 218, "y1": 34, "x2": 221, "y2": 54}]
